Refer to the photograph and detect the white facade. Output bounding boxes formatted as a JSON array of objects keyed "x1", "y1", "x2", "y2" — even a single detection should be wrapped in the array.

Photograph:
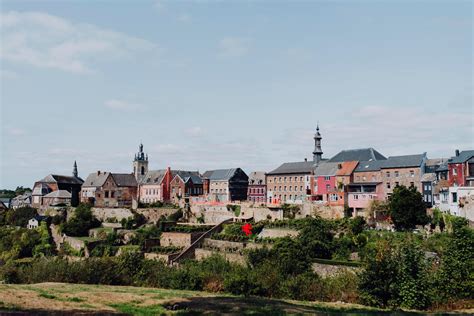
[
  {"x1": 27, "y1": 218, "x2": 39, "y2": 229},
  {"x1": 449, "y1": 186, "x2": 474, "y2": 221}
]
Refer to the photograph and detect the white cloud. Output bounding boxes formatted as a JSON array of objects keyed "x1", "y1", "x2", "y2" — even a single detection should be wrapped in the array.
[
  {"x1": 184, "y1": 126, "x2": 203, "y2": 136},
  {"x1": 218, "y1": 37, "x2": 251, "y2": 58},
  {"x1": 0, "y1": 11, "x2": 158, "y2": 73},
  {"x1": 153, "y1": 0, "x2": 165, "y2": 11},
  {"x1": 104, "y1": 99, "x2": 145, "y2": 111}
]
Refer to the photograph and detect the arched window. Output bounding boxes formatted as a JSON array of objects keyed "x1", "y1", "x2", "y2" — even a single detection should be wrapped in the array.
[{"x1": 141, "y1": 166, "x2": 145, "y2": 175}]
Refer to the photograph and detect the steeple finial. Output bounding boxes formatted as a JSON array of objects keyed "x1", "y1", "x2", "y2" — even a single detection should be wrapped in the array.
[{"x1": 73, "y1": 160, "x2": 78, "y2": 178}]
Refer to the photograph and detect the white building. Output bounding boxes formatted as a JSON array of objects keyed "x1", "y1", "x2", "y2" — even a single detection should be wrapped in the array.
[{"x1": 449, "y1": 186, "x2": 474, "y2": 221}]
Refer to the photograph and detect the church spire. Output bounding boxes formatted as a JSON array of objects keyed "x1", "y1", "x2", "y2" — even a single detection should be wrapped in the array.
[
  {"x1": 73, "y1": 161, "x2": 78, "y2": 178},
  {"x1": 313, "y1": 123, "x2": 323, "y2": 164}
]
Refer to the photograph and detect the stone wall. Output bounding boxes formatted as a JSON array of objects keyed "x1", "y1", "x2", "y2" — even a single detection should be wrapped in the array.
[
  {"x1": 195, "y1": 248, "x2": 246, "y2": 265},
  {"x1": 136, "y1": 208, "x2": 179, "y2": 223},
  {"x1": 301, "y1": 203, "x2": 344, "y2": 219},
  {"x1": 258, "y1": 228, "x2": 299, "y2": 238},
  {"x1": 160, "y1": 232, "x2": 203, "y2": 247},
  {"x1": 92, "y1": 208, "x2": 133, "y2": 222}
]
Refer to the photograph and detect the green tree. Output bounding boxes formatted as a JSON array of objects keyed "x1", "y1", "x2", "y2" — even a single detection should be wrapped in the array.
[
  {"x1": 62, "y1": 203, "x2": 100, "y2": 236},
  {"x1": 5, "y1": 206, "x2": 38, "y2": 227},
  {"x1": 389, "y1": 185, "x2": 428, "y2": 231}
]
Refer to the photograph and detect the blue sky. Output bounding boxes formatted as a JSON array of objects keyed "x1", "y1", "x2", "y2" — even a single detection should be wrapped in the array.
[{"x1": 1, "y1": 0, "x2": 472, "y2": 189}]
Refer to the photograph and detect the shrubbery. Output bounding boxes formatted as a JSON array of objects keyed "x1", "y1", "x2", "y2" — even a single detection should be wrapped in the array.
[{"x1": 62, "y1": 203, "x2": 100, "y2": 237}]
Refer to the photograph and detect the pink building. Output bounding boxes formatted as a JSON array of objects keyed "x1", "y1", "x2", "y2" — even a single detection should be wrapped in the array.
[
  {"x1": 312, "y1": 162, "x2": 338, "y2": 202},
  {"x1": 347, "y1": 182, "x2": 384, "y2": 217}
]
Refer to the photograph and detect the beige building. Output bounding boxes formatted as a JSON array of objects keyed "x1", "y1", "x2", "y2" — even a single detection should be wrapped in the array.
[{"x1": 266, "y1": 160, "x2": 314, "y2": 204}]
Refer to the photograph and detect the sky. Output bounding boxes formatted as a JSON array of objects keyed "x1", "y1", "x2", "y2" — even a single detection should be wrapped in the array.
[{"x1": 1, "y1": 0, "x2": 473, "y2": 189}]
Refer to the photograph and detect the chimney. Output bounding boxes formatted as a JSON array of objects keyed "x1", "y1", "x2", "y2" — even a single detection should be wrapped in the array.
[
  {"x1": 97, "y1": 170, "x2": 101, "y2": 175},
  {"x1": 338, "y1": 164, "x2": 342, "y2": 169},
  {"x1": 304, "y1": 158, "x2": 307, "y2": 162},
  {"x1": 455, "y1": 149, "x2": 460, "y2": 157}
]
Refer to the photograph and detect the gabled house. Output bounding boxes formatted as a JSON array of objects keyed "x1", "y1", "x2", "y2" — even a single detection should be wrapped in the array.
[
  {"x1": 380, "y1": 153, "x2": 427, "y2": 198},
  {"x1": 138, "y1": 169, "x2": 172, "y2": 204},
  {"x1": 247, "y1": 172, "x2": 266, "y2": 204},
  {"x1": 170, "y1": 171, "x2": 203, "y2": 204},
  {"x1": 81, "y1": 171, "x2": 138, "y2": 207},
  {"x1": 32, "y1": 162, "x2": 83, "y2": 208},
  {"x1": 203, "y1": 168, "x2": 249, "y2": 202},
  {"x1": 448, "y1": 150, "x2": 474, "y2": 187},
  {"x1": 312, "y1": 162, "x2": 339, "y2": 202},
  {"x1": 422, "y1": 158, "x2": 449, "y2": 208}
]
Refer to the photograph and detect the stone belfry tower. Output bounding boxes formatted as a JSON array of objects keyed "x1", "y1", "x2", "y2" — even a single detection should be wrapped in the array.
[
  {"x1": 313, "y1": 124, "x2": 323, "y2": 165},
  {"x1": 133, "y1": 143, "x2": 149, "y2": 181}
]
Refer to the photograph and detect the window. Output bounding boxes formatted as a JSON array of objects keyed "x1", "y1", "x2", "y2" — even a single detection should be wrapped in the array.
[
  {"x1": 289, "y1": 195, "x2": 292, "y2": 200},
  {"x1": 111, "y1": 191, "x2": 115, "y2": 198},
  {"x1": 410, "y1": 182, "x2": 414, "y2": 187},
  {"x1": 300, "y1": 186, "x2": 303, "y2": 191},
  {"x1": 300, "y1": 177, "x2": 303, "y2": 181},
  {"x1": 410, "y1": 170, "x2": 415, "y2": 177},
  {"x1": 289, "y1": 177, "x2": 292, "y2": 181},
  {"x1": 324, "y1": 176, "x2": 330, "y2": 181},
  {"x1": 453, "y1": 168, "x2": 457, "y2": 176},
  {"x1": 105, "y1": 191, "x2": 109, "y2": 198},
  {"x1": 386, "y1": 171, "x2": 390, "y2": 177},
  {"x1": 284, "y1": 186, "x2": 287, "y2": 191},
  {"x1": 289, "y1": 186, "x2": 292, "y2": 191},
  {"x1": 326, "y1": 184, "x2": 330, "y2": 191},
  {"x1": 452, "y1": 192, "x2": 457, "y2": 203},
  {"x1": 353, "y1": 194, "x2": 359, "y2": 200},
  {"x1": 372, "y1": 175, "x2": 376, "y2": 181},
  {"x1": 279, "y1": 177, "x2": 282, "y2": 182},
  {"x1": 356, "y1": 176, "x2": 360, "y2": 181},
  {"x1": 284, "y1": 177, "x2": 287, "y2": 181},
  {"x1": 428, "y1": 195, "x2": 432, "y2": 202},
  {"x1": 395, "y1": 171, "x2": 399, "y2": 177},
  {"x1": 395, "y1": 182, "x2": 399, "y2": 187},
  {"x1": 363, "y1": 176, "x2": 366, "y2": 181},
  {"x1": 141, "y1": 166, "x2": 145, "y2": 175},
  {"x1": 387, "y1": 183, "x2": 391, "y2": 189}
]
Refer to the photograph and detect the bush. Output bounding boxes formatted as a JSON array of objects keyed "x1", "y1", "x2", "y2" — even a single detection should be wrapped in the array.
[{"x1": 389, "y1": 185, "x2": 429, "y2": 231}]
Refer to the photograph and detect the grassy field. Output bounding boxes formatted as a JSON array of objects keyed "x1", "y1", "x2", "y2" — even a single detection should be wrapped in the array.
[{"x1": 0, "y1": 282, "x2": 402, "y2": 315}]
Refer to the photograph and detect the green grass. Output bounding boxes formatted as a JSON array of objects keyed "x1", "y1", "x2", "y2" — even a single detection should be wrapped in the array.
[
  {"x1": 38, "y1": 292, "x2": 57, "y2": 299},
  {"x1": 108, "y1": 303, "x2": 168, "y2": 316}
]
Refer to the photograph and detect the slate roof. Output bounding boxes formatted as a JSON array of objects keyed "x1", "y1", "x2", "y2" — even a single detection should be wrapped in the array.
[
  {"x1": 314, "y1": 162, "x2": 339, "y2": 177},
  {"x1": 43, "y1": 190, "x2": 72, "y2": 198},
  {"x1": 111, "y1": 174, "x2": 138, "y2": 187},
  {"x1": 31, "y1": 215, "x2": 48, "y2": 222},
  {"x1": 140, "y1": 170, "x2": 167, "y2": 185},
  {"x1": 267, "y1": 161, "x2": 314, "y2": 175},
  {"x1": 203, "y1": 169, "x2": 239, "y2": 181},
  {"x1": 328, "y1": 148, "x2": 386, "y2": 163},
  {"x1": 436, "y1": 161, "x2": 449, "y2": 172},
  {"x1": 449, "y1": 150, "x2": 474, "y2": 164},
  {"x1": 83, "y1": 172, "x2": 111, "y2": 188},
  {"x1": 354, "y1": 160, "x2": 387, "y2": 172},
  {"x1": 38, "y1": 174, "x2": 84, "y2": 185},
  {"x1": 381, "y1": 153, "x2": 426, "y2": 169},
  {"x1": 174, "y1": 170, "x2": 203, "y2": 185},
  {"x1": 248, "y1": 172, "x2": 266, "y2": 185}
]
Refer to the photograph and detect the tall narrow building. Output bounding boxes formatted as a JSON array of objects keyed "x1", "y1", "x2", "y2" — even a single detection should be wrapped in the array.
[
  {"x1": 313, "y1": 124, "x2": 323, "y2": 165},
  {"x1": 133, "y1": 143, "x2": 149, "y2": 181}
]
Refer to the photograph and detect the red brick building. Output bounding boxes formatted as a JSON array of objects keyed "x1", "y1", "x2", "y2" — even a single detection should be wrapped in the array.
[
  {"x1": 448, "y1": 150, "x2": 474, "y2": 187},
  {"x1": 170, "y1": 171, "x2": 203, "y2": 204}
]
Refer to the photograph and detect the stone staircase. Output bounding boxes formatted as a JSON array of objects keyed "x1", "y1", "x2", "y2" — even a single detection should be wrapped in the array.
[{"x1": 169, "y1": 218, "x2": 233, "y2": 265}]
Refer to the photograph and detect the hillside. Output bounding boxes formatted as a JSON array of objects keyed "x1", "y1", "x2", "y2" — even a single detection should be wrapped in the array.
[{"x1": 0, "y1": 282, "x2": 390, "y2": 315}]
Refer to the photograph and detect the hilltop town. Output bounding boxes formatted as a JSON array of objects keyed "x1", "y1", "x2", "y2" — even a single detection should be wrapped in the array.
[{"x1": 4, "y1": 126, "x2": 472, "y2": 224}]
